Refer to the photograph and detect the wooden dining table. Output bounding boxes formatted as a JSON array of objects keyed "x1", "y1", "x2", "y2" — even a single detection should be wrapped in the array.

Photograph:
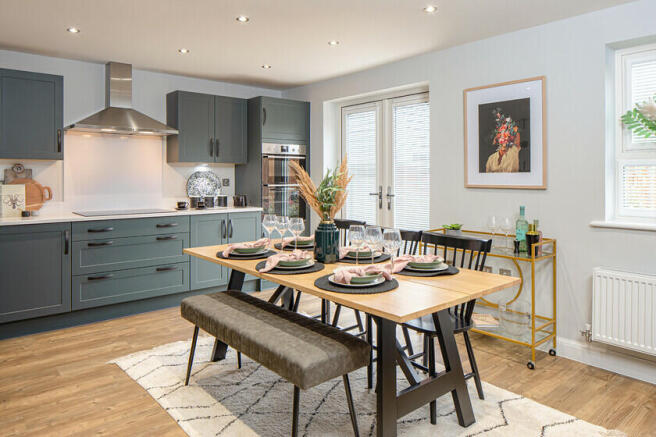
[{"x1": 184, "y1": 244, "x2": 520, "y2": 437}]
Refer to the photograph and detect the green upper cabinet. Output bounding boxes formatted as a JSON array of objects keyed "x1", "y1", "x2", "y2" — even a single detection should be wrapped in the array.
[
  {"x1": 0, "y1": 68, "x2": 64, "y2": 160},
  {"x1": 260, "y1": 97, "x2": 310, "y2": 144},
  {"x1": 166, "y1": 91, "x2": 247, "y2": 164}
]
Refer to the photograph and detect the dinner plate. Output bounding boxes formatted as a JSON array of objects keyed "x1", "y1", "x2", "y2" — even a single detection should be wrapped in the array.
[
  {"x1": 344, "y1": 251, "x2": 381, "y2": 260},
  {"x1": 404, "y1": 262, "x2": 449, "y2": 272},
  {"x1": 328, "y1": 274, "x2": 386, "y2": 288},
  {"x1": 274, "y1": 260, "x2": 316, "y2": 270},
  {"x1": 230, "y1": 248, "x2": 268, "y2": 256}
]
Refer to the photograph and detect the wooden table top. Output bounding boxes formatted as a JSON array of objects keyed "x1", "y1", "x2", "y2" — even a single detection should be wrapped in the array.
[{"x1": 184, "y1": 245, "x2": 520, "y2": 324}]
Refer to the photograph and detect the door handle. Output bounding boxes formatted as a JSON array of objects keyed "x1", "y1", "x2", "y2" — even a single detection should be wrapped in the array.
[
  {"x1": 156, "y1": 235, "x2": 177, "y2": 241},
  {"x1": 87, "y1": 241, "x2": 113, "y2": 247},
  {"x1": 221, "y1": 219, "x2": 226, "y2": 239},
  {"x1": 156, "y1": 266, "x2": 178, "y2": 272},
  {"x1": 369, "y1": 186, "x2": 383, "y2": 209},
  {"x1": 210, "y1": 138, "x2": 214, "y2": 157},
  {"x1": 386, "y1": 186, "x2": 395, "y2": 210},
  {"x1": 57, "y1": 129, "x2": 62, "y2": 153},
  {"x1": 88, "y1": 227, "x2": 114, "y2": 233},
  {"x1": 88, "y1": 274, "x2": 114, "y2": 281},
  {"x1": 156, "y1": 223, "x2": 178, "y2": 228},
  {"x1": 64, "y1": 230, "x2": 70, "y2": 255},
  {"x1": 262, "y1": 107, "x2": 267, "y2": 125},
  {"x1": 215, "y1": 138, "x2": 219, "y2": 157},
  {"x1": 228, "y1": 219, "x2": 234, "y2": 239}
]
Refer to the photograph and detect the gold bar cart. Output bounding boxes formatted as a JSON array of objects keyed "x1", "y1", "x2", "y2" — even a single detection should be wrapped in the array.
[{"x1": 426, "y1": 228, "x2": 557, "y2": 369}]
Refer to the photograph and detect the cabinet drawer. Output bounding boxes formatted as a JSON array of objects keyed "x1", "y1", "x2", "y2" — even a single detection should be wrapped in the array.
[
  {"x1": 72, "y1": 216, "x2": 189, "y2": 241},
  {"x1": 72, "y1": 233, "x2": 188, "y2": 275},
  {"x1": 72, "y1": 263, "x2": 189, "y2": 310}
]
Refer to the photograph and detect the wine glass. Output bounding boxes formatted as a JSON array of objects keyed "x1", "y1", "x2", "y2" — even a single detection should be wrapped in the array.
[
  {"x1": 262, "y1": 214, "x2": 276, "y2": 248},
  {"x1": 364, "y1": 227, "x2": 383, "y2": 264},
  {"x1": 275, "y1": 216, "x2": 289, "y2": 244},
  {"x1": 500, "y1": 216, "x2": 514, "y2": 250},
  {"x1": 288, "y1": 217, "x2": 305, "y2": 249},
  {"x1": 382, "y1": 228, "x2": 402, "y2": 272},
  {"x1": 348, "y1": 225, "x2": 365, "y2": 265},
  {"x1": 486, "y1": 215, "x2": 498, "y2": 248}
]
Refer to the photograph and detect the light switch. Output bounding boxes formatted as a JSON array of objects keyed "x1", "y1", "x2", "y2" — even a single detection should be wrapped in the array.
[{"x1": 222, "y1": 178, "x2": 230, "y2": 187}]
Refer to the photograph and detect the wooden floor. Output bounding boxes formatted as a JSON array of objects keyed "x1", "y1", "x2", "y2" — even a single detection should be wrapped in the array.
[{"x1": 1, "y1": 290, "x2": 654, "y2": 437}]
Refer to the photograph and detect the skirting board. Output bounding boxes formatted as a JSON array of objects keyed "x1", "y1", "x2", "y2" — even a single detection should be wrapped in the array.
[{"x1": 557, "y1": 336, "x2": 656, "y2": 385}]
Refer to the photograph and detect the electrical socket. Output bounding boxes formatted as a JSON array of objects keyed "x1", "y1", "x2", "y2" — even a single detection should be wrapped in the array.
[
  {"x1": 222, "y1": 178, "x2": 230, "y2": 187},
  {"x1": 482, "y1": 266, "x2": 492, "y2": 273},
  {"x1": 499, "y1": 268, "x2": 512, "y2": 276}
]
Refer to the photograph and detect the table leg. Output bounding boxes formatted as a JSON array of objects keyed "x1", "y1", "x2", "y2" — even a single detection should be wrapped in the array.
[
  {"x1": 376, "y1": 317, "x2": 398, "y2": 437},
  {"x1": 432, "y1": 310, "x2": 475, "y2": 427},
  {"x1": 227, "y1": 269, "x2": 245, "y2": 290}
]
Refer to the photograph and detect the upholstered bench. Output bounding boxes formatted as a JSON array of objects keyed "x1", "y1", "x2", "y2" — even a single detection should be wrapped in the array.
[{"x1": 181, "y1": 290, "x2": 371, "y2": 436}]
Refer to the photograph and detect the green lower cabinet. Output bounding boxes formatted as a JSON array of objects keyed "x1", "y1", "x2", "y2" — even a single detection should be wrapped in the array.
[
  {"x1": 190, "y1": 214, "x2": 228, "y2": 290},
  {"x1": 72, "y1": 262, "x2": 189, "y2": 310},
  {"x1": 228, "y1": 212, "x2": 262, "y2": 284}
]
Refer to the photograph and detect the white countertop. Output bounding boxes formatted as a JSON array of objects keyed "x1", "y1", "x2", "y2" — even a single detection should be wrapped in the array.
[{"x1": 0, "y1": 206, "x2": 263, "y2": 226}]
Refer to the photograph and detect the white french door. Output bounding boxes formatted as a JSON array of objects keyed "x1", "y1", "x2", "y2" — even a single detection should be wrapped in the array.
[{"x1": 342, "y1": 93, "x2": 430, "y2": 229}]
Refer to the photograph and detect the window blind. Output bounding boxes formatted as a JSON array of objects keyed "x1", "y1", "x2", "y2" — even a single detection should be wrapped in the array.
[
  {"x1": 621, "y1": 163, "x2": 656, "y2": 213},
  {"x1": 344, "y1": 109, "x2": 378, "y2": 224},
  {"x1": 392, "y1": 101, "x2": 430, "y2": 230},
  {"x1": 630, "y1": 58, "x2": 656, "y2": 145}
]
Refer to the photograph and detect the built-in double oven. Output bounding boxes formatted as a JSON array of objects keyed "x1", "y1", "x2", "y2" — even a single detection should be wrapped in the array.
[{"x1": 261, "y1": 143, "x2": 308, "y2": 218}]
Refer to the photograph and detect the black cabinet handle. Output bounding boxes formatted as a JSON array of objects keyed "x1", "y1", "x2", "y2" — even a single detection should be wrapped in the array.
[
  {"x1": 210, "y1": 138, "x2": 214, "y2": 156},
  {"x1": 221, "y1": 219, "x2": 226, "y2": 239},
  {"x1": 88, "y1": 227, "x2": 114, "y2": 233},
  {"x1": 88, "y1": 274, "x2": 114, "y2": 281},
  {"x1": 156, "y1": 235, "x2": 177, "y2": 241},
  {"x1": 88, "y1": 241, "x2": 113, "y2": 247},
  {"x1": 215, "y1": 139, "x2": 219, "y2": 157},
  {"x1": 262, "y1": 107, "x2": 267, "y2": 125},
  {"x1": 57, "y1": 129, "x2": 62, "y2": 153},
  {"x1": 156, "y1": 223, "x2": 178, "y2": 228},
  {"x1": 228, "y1": 219, "x2": 233, "y2": 239},
  {"x1": 156, "y1": 266, "x2": 178, "y2": 272},
  {"x1": 64, "y1": 230, "x2": 70, "y2": 255}
]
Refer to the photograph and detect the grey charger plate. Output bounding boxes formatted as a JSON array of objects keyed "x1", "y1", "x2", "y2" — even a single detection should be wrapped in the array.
[
  {"x1": 255, "y1": 261, "x2": 325, "y2": 275},
  {"x1": 396, "y1": 265, "x2": 460, "y2": 277},
  {"x1": 314, "y1": 274, "x2": 399, "y2": 294},
  {"x1": 217, "y1": 250, "x2": 277, "y2": 260}
]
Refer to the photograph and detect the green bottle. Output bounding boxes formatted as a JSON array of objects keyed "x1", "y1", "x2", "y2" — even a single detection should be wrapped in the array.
[{"x1": 515, "y1": 206, "x2": 529, "y2": 252}]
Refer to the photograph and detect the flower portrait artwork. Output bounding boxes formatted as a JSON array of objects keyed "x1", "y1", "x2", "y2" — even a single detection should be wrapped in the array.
[{"x1": 464, "y1": 77, "x2": 546, "y2": 189}]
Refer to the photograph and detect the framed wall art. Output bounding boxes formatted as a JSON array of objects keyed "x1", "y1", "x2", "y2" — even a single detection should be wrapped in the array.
[{"x1": 464, "y1": 76, "x2": 546, "y2": 189}]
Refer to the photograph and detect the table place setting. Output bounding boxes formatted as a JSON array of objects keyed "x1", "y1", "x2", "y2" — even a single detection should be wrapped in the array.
[
  {"x1": 216, "y1": 238, "x2": 276, "y2": 260},
  {"x1": 394, "y1": 254, "x2": 460, "y2": 277},
  {"x1": 255, "y1": 249, "x2": 325, "y2": 274},
  {"x1": 314, "y1": 264, "x2": 400, "y2": 294},
  {"x1": 274, "y1": 235, "x2": 315, "y2": 250}
]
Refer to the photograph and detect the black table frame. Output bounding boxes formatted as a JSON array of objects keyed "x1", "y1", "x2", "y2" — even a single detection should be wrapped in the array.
[{"x1": 209, "y1": 268, "x2": 475, "y2": 437}]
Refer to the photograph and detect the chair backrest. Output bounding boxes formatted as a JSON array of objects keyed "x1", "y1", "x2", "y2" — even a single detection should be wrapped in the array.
[
  {"x1": 334, "y1": 218, "x2": 366, "y2": 246},
  {"x1": 421, "y1": 232, "x2": 492, "y2": 322},
  {"x1": 421, "y1": 232, "x2": 492, "y2": 271}
]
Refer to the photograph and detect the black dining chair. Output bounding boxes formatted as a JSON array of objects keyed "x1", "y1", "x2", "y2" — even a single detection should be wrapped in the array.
[
  {"x1": 365, "y1": 229, "x2": 423, "y2": 389},
  {"x1": 402, "y1": 232, "x2": 491, "y2": 423}
]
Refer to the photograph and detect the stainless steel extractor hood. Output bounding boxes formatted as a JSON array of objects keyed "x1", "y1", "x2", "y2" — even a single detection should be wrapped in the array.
[{"x1": 66, "y1": 62, "x2": 178, "y2": 136}]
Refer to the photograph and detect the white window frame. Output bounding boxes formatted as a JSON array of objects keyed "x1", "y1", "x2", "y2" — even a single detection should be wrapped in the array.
[
  {"x1": 338, "y1": 88, "x2": 430, "y2": 227},
  {"x1": 612, "y1": 43, "x2": 656, "y2": 221}
]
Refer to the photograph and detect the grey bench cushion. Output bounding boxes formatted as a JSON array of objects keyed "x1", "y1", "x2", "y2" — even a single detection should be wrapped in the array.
[{"x1": 181, "y1": 291, "x2": 371, "y2": 390}]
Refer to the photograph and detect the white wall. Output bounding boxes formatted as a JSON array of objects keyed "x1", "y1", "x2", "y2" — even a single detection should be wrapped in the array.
[
  {"x1": 283, "y1": 0, "x2": 656, "y2": 382},
  {"x1": 0, "y1": 49, "x2": 281, "y2": 210}
]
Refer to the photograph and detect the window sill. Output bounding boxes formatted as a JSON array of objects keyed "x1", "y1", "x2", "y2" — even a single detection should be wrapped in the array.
[{"x1": 590, "y1": 220, "x2": 656, "y2": 232}]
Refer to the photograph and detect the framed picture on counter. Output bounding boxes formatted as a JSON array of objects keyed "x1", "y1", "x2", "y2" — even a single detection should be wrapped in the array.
[{"x1": 464, "y1": 76, "x2": 546, "y2": 189}]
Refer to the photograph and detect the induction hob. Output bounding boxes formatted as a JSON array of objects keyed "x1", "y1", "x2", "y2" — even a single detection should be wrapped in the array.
[{"x1": 73, "y1": 208, "x2": 172, "y2": 217}]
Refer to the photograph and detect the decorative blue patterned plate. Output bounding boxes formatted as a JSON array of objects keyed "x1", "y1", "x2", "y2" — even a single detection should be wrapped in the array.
[{"x1": 186, "y1": 171, "x2": 221, "y2": 197}]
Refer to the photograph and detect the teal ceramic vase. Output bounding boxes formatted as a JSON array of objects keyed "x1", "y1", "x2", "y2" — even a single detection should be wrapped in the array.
[{"x1": 314, "y1": 221, "x2": 339, "y2": 264}]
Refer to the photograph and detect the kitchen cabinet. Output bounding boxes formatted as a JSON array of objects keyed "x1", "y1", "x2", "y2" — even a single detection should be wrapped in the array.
[
  {"x1": 166, "y1": 91, "x2": 247, "y2": 164},
  {"x1": 0, "y1": 223, "x2": 71, "y2": 323},
  {"x1": 0, "y1": 68, "x2": 64, "y2": 160},
  {"x1": 259, "y1": 97, "x2": 310, "y2": 144},
  {"x1": 189, "y1": 211, "x2": 261, "y2": 290}
]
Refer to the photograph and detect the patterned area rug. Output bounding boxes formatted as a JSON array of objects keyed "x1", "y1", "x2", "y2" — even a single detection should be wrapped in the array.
[{"x1": 111, "y1": 336, "x2": 624, "y2": 437}]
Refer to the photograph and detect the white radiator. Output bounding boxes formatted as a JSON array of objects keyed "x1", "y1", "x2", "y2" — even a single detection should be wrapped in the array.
[{"x1": 592, "y1": 268, "x2": 656, "y2": 356}]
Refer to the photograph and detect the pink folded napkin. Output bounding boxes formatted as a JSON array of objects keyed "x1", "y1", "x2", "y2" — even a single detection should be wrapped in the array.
[
  {"x1": 333, "y1": 265, "x2": 393, "y2": 285},
  {"x1": 281, "y1": 235, "x2": 315, "y2": 248},
  {"x1": 259, "y1": 249, "x2": 311, "y2": 272},
  {"x1": 222, "y1": 238, "x2": 270, "y2": 257},
  {"x1": 338, "y1": 246, "x2": 374, "y2": 259},
  {"x1": 393, "y1": 254, "x2": 444, "y2": 271}
]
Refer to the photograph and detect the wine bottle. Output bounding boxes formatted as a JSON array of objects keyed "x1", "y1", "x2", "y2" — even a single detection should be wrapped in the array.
[{"x1": 515, "y1": 206, "x2": 529, "y2": 252}]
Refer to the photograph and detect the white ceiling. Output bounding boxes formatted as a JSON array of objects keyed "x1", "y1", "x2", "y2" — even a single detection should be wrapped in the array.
[{"x1": 0, "y1": 0, "x2": 634, "y2": 89}]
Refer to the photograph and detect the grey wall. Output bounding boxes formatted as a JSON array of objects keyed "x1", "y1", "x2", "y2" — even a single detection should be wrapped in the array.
[{"x1": 283, "y1": 0, "x2": 656, "y2": 381}]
